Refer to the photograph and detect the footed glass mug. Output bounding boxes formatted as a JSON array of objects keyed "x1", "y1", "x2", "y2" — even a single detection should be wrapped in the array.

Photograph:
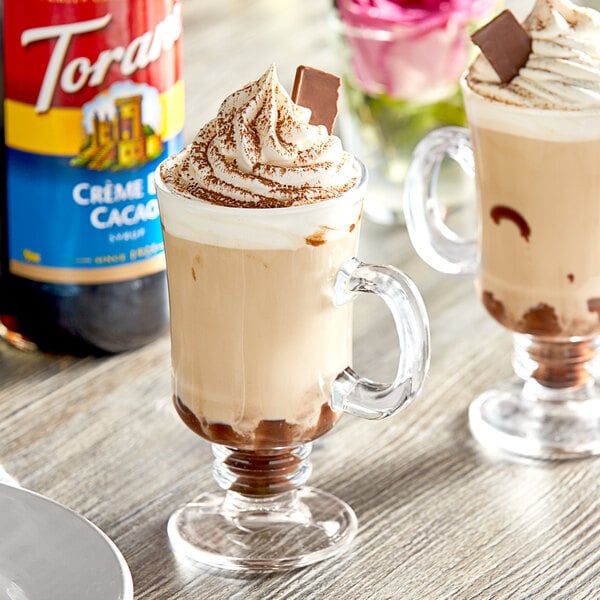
[
  {"x1": 404, "y1": 78, "x2": 600, "y2": 460},
  {"x1": 157, "y1": 161, "x2": 430, "y2": 570}
]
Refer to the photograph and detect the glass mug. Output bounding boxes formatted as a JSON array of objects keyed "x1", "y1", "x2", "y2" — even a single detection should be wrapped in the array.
[
  {"x1": 404, "y1": 78, "x2": 600, "y2": 460},
  {"x1": 156, "y1": 161, "x2": 430, "y2": 570}
]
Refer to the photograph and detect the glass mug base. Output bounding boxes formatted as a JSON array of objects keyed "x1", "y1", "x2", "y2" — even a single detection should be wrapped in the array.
[
  {"x1": 167, "y1": 486, "x2": 358, "y2": 571},
  {"x1": 469, "y1": 380, "x2": 600, "y2": 460}
]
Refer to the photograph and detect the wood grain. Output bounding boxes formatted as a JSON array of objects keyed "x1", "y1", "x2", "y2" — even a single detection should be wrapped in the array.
[{"x1": 2, "y1": 1, "x2": 600, "y2": 599}]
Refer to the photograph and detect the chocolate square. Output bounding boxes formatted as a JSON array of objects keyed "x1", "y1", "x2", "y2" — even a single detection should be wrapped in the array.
[
  {"x1": 291, "y1": 65, "x2": 341, "y2": 134},
  {"x1": 471, "y1": 10, "x2": 532, "y2": 84}
]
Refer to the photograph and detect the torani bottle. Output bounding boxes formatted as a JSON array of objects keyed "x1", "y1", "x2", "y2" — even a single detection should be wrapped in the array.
[{"x1": 0, "y1": 0, "x2": 184, "y2": 354}]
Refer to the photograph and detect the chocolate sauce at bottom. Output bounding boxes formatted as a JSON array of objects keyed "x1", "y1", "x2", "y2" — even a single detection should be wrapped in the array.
[{"x1": 174, "y1": 395, "x2": 340, "y2": 496}]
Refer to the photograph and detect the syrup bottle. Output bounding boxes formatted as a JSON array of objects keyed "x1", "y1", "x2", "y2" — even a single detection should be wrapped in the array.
[{"x1": 1, "y1": 0, "x2": 184, "y2": 354}]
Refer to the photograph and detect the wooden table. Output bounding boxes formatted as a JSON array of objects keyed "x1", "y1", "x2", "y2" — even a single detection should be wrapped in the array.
[{"x1": 3, "y1": 1, "x2": 600, "y2": 598}]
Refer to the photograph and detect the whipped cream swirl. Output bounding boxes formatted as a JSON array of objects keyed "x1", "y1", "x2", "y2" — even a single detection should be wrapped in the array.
[
  {"x1": 161, "y1": 65, "x2": 360, "y2": 208},
  {"x1": 467, "y1": 0, "x2": 600, "y2": 110}
]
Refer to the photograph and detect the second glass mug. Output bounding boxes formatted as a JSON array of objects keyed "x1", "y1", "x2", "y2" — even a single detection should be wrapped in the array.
[
  {"x1": 156, "y1": 161, "x2": 430, "y2": 570},
  {"x1": 404, "y1": 78, "x2": 600, "y2": 460}
]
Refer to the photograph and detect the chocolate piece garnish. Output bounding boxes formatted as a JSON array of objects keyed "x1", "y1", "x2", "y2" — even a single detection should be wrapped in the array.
[
  {"x1": 291, "y1": 65, "x2": 341, "y2": 134},
  {"x1": 471, "y1": 10, "x2": 532, "y2": 84},
  {"x1": 490, "y1": 205, "x2": 531, "y2": 242}
]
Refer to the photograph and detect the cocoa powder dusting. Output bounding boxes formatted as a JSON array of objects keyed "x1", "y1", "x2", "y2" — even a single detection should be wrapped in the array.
[{"x1": 159, "y1": 67, "x2": 360, "y2": 209}]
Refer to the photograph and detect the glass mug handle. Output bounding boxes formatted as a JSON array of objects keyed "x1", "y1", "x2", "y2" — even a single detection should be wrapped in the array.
[
  {"x1": 332, "y1": 257, "x2": 430, "y2": 420},
  {"x1": 403, "y1": 126, "x2": 478, "y2": 275}
]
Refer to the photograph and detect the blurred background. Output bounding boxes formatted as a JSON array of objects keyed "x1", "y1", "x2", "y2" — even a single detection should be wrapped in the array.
[{"x1": 182, "y1": 0, "x2": 597, "y2": 229}]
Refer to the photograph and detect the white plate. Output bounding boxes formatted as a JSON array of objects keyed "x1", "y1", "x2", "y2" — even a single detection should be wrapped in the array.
[{"x1": 0, "y1": 483, "x2": 133, "y2": 600}]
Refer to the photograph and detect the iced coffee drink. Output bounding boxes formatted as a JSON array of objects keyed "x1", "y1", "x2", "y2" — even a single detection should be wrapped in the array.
[
  {"x1": 158, "y1": 65, "x2": 363, "y2": 450},
  {"x1": 404, "y1": 0, "x2": 600, "y2": 459},
  {"x1": 465, "y1": 0, "x2": 600, "y2": 339},
  {"x1": 158, "y1": 64, "x2": 430, "y2": 569}
]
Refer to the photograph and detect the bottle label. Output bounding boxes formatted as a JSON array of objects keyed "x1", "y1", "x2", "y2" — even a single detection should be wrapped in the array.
[{"x1": 3, "y1": 0, "x2": 184, "y2": 284}]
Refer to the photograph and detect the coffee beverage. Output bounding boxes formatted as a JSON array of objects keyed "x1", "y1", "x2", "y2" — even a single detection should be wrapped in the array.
[
  {"x1": 158, "y1": 188, "x2": 363, "y2": 450},
  {"x1": 159, "y1": 64, "x2": 431, "y2": 569},
  {"x1": 403, "y1": 0, "x2": 600, "y2": 459},
  {"x1": 464, "y1": 88, "x2": 600, "y2": 338},
  {"x1": 157, "y1": 65, "x2": 363, "y2": 450},
  {"x1": 464, "y1": 0, "x2": 600, "y2": 339}
]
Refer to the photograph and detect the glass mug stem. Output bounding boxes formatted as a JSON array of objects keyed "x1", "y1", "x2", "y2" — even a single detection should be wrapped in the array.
[
  {"x1": 404, "y1": 125, "x2": 600, "y2": 460},
  {"x1": 211, "y1": 443, "x2": 313, "y2": 496}
]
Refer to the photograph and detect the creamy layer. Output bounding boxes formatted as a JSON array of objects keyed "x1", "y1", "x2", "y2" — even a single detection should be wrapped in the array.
[
  {"x1": 467, "y1": 0, "x2": 600, "y2": 111},
  {"x1": 462, "y1": 82, "x2": 600, "y2": 141},
  {"x1": 156, "y1": 169, "x2": 364, "y2": 250},
  {"x1": 160, "y1": 65, "x2": 360, "y2": 208}
]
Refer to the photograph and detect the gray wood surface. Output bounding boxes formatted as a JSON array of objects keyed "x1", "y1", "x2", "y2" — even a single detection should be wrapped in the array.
[{"x1": 3, "y1": 1, "x2": 600, "y2": 598}]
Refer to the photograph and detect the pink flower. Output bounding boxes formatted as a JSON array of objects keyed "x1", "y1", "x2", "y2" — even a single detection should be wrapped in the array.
[{"x1": 336, "y1": 0, "x2": 496, "y2": 98}]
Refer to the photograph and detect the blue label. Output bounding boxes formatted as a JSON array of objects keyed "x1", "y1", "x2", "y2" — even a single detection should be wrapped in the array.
[{"x1": 7, "y1": 132, "x2": 183, "y2": 281}]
